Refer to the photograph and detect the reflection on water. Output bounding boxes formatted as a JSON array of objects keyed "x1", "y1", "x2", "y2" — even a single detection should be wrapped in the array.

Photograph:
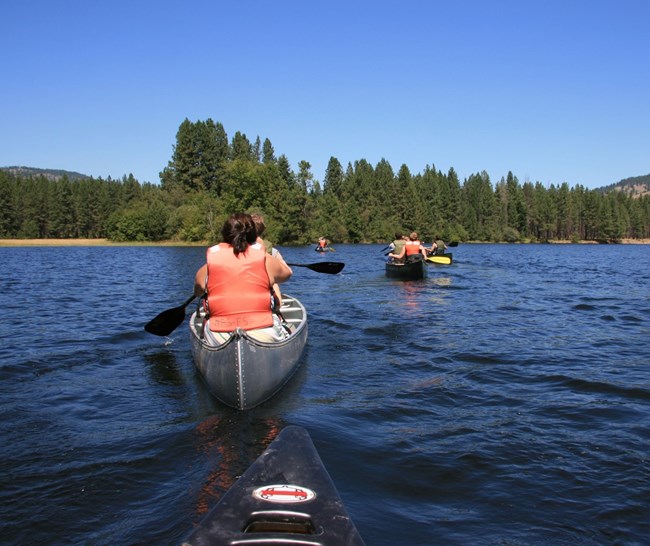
[
  {"x1": 191, "y1": 414, "x2": 283, "y2": 519},
  {"x1": 431, "y1": 276, "x2": 452, "y2": 287}
]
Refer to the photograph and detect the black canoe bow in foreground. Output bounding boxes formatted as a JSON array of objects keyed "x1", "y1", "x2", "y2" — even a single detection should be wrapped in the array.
[{"x1": 181, "y1": 425, "x2": 366, "y2": 546}]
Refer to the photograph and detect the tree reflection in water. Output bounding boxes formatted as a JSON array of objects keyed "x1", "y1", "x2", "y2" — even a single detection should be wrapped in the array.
[{"x1": 191, "y1": 413, "x2": 284, "y2": 519}]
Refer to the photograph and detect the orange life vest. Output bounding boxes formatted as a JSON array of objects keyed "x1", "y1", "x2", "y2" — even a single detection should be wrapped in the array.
[
  {"x1": 404, "y1": 240, "x2": 422, "y2": 256},
  {"x1": 205, "y1": 243, "x2": 273, "y2": 332}
]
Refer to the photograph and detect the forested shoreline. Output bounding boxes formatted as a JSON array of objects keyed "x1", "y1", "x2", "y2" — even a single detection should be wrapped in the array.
[{"x1": 2, "y1": 119, "x2": 649, "y2": 245}]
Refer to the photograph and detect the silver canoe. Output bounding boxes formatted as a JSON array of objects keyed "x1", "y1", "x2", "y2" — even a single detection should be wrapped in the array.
[{"x1": 189, "y1": 295, "x2": 308, "y2": 410}]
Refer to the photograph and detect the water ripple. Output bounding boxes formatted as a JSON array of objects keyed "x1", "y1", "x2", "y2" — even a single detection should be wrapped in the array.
[{"x1": 1, "y1": 244, "x2": 649, "y2": 545}]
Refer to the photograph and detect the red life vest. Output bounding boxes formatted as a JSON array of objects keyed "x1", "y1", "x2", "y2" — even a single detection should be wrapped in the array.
[
  {"x1": 404, "y1": 240, "x2": 422, "y2": 256},
  {"x1": 205, "y1": 243, "x2": 273, "y2": 332}
]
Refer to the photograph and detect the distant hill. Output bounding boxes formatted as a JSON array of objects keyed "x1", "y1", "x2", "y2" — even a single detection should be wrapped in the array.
[
  {"x1": 597, "y1": 174, "x2": 650, "y2": 198},
  {"x1": 0, "y1": 166, "x2": 90, "y2": 181}
]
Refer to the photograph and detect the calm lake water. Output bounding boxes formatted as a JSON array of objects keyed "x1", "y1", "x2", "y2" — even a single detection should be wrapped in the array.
[{"x1": 1, "y1": 243, "x2": 649, "y2": 545}]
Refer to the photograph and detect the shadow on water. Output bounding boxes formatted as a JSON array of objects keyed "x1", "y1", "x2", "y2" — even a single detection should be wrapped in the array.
[{"x1": 144, "y1": 349, "x2": 186, "y2": 387}]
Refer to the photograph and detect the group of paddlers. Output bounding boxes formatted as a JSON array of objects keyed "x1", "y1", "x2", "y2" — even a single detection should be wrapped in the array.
[{"x1": 387, "y1": 232, "x2": 448, "y2": 263}]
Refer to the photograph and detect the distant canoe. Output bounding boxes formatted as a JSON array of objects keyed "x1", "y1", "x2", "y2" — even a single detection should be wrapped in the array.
[
  {"x1": 426, "y1": 253, "x2": 453, "y2": 265},
  {"x1": 182, "y1": 425, "x2": 366, "y2": 545},
  {"x1": 385, "y1": 257, "x2": 426, "y2": 280},
  {"x1": 189, "y1": 295, "x2": 308, "y2": 410}
]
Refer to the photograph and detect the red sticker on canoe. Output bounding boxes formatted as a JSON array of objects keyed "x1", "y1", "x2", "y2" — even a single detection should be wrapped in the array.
[{"x1": 252, "y1": 484, "x2": 316, "y2": 504}]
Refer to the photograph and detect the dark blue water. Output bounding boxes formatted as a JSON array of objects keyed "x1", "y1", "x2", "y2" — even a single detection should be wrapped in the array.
[{"x1": 1, "y1": 243, "x2": 649, "y2": 545}]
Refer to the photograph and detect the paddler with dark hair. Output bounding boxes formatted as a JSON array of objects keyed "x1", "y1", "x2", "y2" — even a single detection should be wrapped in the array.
[
  {"x1": 194, "y1": 212, "x2": 292, "y2": 345},
  {"x1": 387, "y1": 232, "x2": 406, "y2": 262},
  {"x1": 389, "y1": 232, "x2": 425, "y2": 262}
]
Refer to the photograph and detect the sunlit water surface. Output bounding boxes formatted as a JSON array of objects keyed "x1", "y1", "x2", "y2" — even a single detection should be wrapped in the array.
[{"x1": 1, "y1": 243, "x2": 648, "y2": 545}]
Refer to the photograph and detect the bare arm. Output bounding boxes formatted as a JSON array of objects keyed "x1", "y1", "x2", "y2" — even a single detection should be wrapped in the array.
[
  {"x1": 194, "y1": 264, "x2": 208, "y2": 297},
  {"x1": 389, "y1": 246, "x2": 406, "y2": 259},
  {"x1": 266, "y1": 254, "x2": 292, "y2": 285}
]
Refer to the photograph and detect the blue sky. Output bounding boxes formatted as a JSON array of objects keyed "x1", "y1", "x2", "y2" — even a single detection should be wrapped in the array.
[{"x1": 2, "y1": 0, "x2": 648, "y2": 189}]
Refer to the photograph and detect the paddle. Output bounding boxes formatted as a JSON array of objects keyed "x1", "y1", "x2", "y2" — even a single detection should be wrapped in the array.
[
  {"x1": 144, "y1": 294, "x2": 197, "y2": 337},
  {"x1": 287, "y1": 261, "x2": 345, "y2": 274},
  {"x1": 380, "y1": 246, "x2": 391, "y2": 253}
]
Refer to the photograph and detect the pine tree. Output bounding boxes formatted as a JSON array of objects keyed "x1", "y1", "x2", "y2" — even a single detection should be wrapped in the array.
[
  {"x1": 262, "y1": 138, "x2": 276, "y2": 164},
  {"x1": 0, "y1": 172, "x2": 17, "y2": 237}
]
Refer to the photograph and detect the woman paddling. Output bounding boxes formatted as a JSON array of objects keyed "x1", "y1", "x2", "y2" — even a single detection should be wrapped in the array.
[
  {"x1": 389, "y1": 232, "x2": 426, "y2": 262},
  {"x1": 194, "y1": 213, "x2": 293, "y2": 344}
]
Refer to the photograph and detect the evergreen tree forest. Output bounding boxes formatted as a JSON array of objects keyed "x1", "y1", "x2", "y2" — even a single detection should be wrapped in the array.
[{"x1": 2, "y1": 118, "x2": 649, "y2": 244}]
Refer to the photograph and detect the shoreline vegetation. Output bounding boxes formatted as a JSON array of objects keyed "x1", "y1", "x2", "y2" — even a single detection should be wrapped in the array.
[
  {"x1": 2, "y1": 125, "x2": 649, "y2": 248},
  {"x1": 1, "y1": 238, "x2": 649, "y2": 247}
]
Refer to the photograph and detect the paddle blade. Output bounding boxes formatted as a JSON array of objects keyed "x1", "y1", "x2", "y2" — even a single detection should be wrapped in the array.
[
  {"x1": 145, "y1": 295, "x2": 196, "y2": 336},
  {"x1": 427, "y1": 254, "x2": 453, "y2": 265},
  {"x1": 315, "y1": 261, "x2": 344, "y2": 274},
  {"x1": 448, "y1": 241, "x2": 459, "y2": 247},
  {"x1": 287, "y1": 261, "x2": 345, "y2": 274},
  {"x1": 144, "y1": 306, "x2": 188, "y2": 336}
]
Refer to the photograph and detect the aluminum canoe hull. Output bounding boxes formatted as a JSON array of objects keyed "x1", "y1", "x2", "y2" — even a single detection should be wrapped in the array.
[{"x1": 189, "y1": 295, "x2": 308, "y2": 410}]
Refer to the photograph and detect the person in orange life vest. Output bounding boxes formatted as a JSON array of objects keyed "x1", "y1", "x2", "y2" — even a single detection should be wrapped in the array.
[
  {"x1": 316, "y1": 237, "x2": 329, "y2": 251},
  {"x1": 389, "y1": 232, "x2": 426, "y2": 261},
  {"x1": 194, "y1": 213, "x2": 293, "y2": 345},
  {"x1": 251, "y1": 213, "x2": 285, "y2": 307}
]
